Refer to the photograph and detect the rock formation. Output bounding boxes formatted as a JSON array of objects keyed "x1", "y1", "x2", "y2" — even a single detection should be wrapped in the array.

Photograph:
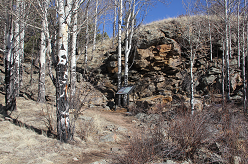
[{"x1": 85, "y1": 18, "x2": 245, "y2": 111}]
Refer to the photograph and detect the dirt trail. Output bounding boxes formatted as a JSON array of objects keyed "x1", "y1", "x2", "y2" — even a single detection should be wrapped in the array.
[{"x1": 0, "y1": 92, "x2": 139, "y2": 164}]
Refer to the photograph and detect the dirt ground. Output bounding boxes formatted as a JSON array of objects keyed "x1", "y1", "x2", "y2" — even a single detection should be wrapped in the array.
[{"x1": 0, "y1": 91, "x2": 139, "y2": 164}]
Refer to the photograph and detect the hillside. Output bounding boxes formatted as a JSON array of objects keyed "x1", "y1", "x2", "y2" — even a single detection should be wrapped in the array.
[{"x1": 0, "y1": 16, "x2": 248, "y2": 164}]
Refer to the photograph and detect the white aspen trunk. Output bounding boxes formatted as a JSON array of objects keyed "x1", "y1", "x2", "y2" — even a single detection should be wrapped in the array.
[
  {"x1": 190, "y1": 45, "x2": 194, "y2": 114},
  {"x1": 112, "y1": 0, "x2": 117, "y2": 48},
  {"x1": 19, "y1": 0, "x2": 25, "y2": 88},
  {"x1": 117, "y1": 0, "x2": 122, "y2": 106},
  {"x1": 44, "y1": 0, "x2": 55, "y2": 85},
  {"x1": 5, "y1": 5, "x2": 16, "y2": 112},
  {"x1": 56, "y1": 0, "x2": 70, "y2": 142},
  {"x1": 124, "y1": 0, "x2": 136, "y2": 106},
  {"x1": 222, "y1": 39, "x2": 225, "y2": 109},
  {"x1": 206, "y1": 0, "x2": 212, "y2": 61},
  {"x1": 92, "y1": 0, "x2": 98, "y2": 52},
  {"x1": 38, "y1": 20, "x2": 46, "y2": 103},
  {"x1": 38, "y1": 0, "x2": 48, "y2": 103},
  {"x1": 225, "y1": 0, "x2": 230, "y2": 101},
  {"x1": 242, "y1": 8, "x2": 246, "y2": 112},
  {"x1": 84, "y1": 7, "x2": 89, "y2": 76},
  {"x1": 188, "y1": 24, "x2": 194, "y2": 114},
  {"x1": 70, "y1": 0, "x2": 78, "y2": 108},
  {"x1": 228, "y1": 17, "x2": 232, "y2": 58},
  {"x1": 14, "y1": 0, "x2": 20, "y2": 97},
  {"x1": 237, "y1": 0, "x2": 240, "y2": 67},
  {"x1": 102, "y1": 13, "x2": 106, "y2": 44},
  {"x1": 64, "y1": 0, "x2": 72, "y2": 55},
  {"x1": 123, "y1": 3, "x2": 131, "y2": 106}
]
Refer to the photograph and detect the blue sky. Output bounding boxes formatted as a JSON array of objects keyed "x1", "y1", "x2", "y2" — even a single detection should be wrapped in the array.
[
  {"x1": 144, "y1": 0, "x2": 185, "y2": 24},
  {"x1": 104, "y1": 0, "x2": 185, "y2": 38}
]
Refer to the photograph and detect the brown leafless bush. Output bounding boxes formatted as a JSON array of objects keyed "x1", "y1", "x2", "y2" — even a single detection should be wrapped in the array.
[
  {"x1": 163, "y1": 111, "x2": 211, "y2": 162},
  {"x1": 215, "y1": 107, "x2": 248, "y2": 164},
  {"x1": 111, "y1": 129, "x2": 164, "y2": 164},
  {"x1": 77, "y1": 118, "x2": 95, "y2": 141},
  {"x1": 69, "y1": 83, "x2": 93, "y2": 139},
  {"x1": 40, "y1": 104, "x2": 56, "y2": 136}
]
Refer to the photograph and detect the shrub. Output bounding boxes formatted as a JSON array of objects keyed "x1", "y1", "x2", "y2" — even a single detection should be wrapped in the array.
[
  {"x1": 111, "y1": 130, "x2": 164, "y2": 164},
  {"x1": 163, "y1": 111, "x2": 210, "y2": 162}
]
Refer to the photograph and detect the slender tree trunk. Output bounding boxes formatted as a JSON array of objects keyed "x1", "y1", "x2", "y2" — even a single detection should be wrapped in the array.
[
  {"x1": 123, "y1": 2, "x2": 131, "y2": 106},
  {"x1": 117, "y1": 0, "x2": 122, "y2": 106},
  {"x1": 70, "y1": 1, "x2": 78, "y2": 108},
  {"x1": 242, "y1": 11, "x2": 246, "y2": 112},
  {"x1": 206, "y1": 0, "x2": 212, "y2": 61},
  {"x1": 190, "y1": 45, "x2": 195, "y2": 114},
  {"x1": 237, "y1": 0, "x2": 240, "y2": 68},
  {"x1": 56, "y1": 0, "x2": 70, "y2": 142},
  {"x1": 84, "y1": 7, "x2": 89, "y2": 76},
  {"x1": 38, "y1": 19, "x2": 46, "y2": 103},
  {"x1": 228, "y1": 17, "x2": 232, "y2": 58},
  {"x1": 14, "y1": 0, "x2": 20, "y2": 97},
  {"x1": 19, "y1": 0, "x2": 25, "y2": 88},
  {"x1": 30, "y1": 39, "x2": 35, "y2": 85},
  {"x1": 44, "y1": 0, "x2": 55, "y2": 86},
  {"x1": 222, "y1": 39, "x2": 225, "y2": 110},
  {"x1": 92, "y1": 0, "x2": 98, "y2": 53},
  {"x1": 225, "y1": 0, "x2": 230, "y2": 101},
  {"x1": 123, "y1": 0, "x2": 136, "y2": 106},
  {"x1": 5, "y1": 3, "x2": 16, "y2": 112},
  {"x1": 112, "y1": 0, "x2": 117, "y2": 48},
  {"x1": 102, "y1": 13, "x2": 106, "y2": 44}
]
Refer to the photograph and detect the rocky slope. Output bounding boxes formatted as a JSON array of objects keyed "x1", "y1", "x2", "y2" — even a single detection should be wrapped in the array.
[{"x1": 85, "y1": 16, "x2": 244, "y2": 111}]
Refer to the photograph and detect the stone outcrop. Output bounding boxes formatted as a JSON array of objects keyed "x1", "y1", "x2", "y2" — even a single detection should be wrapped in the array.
[{"x1": 86, "y1": 19, "x2": 245, "y2": 111}]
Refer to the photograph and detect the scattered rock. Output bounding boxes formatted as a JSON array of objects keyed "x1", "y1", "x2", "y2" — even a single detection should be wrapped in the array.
[
  {"x1": 110, "y1": 147, "x2": 121, "y2": 152},
  {"x1": 100, "y1": 133, "x2": 117, "y2": 142},
  {"x1": 73, "y1": 157, "x2": 79, "y2": 161},
  {"x1": 91, "y1": 159, "x2": 108, "y2": 164},
  {"x1": 116, "y1": 126, "x2": 128, "y2": 133}
]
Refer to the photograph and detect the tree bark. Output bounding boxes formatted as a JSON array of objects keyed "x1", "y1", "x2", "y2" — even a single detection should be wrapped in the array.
[
  {"x1": 242, "y1": 5, "x2": 246, "y2": 112},
  {"x1": 84, "y1": 6, "x2": 89, "y2": 76},
  {"x1": 112, "y1": 0, "x2": 117, "y2": 48},
  {"x1": 14, "y1": 0, "x2": 20, "y2": 97},
  {"x1": 5, "y1": 2, "x2": 16, "y2": 112},
  {"x1": 222, "y1": 39, "x2": 225, "y2": 110},
  {"x1": 19, "y1": 0, "x2": 25, "y2": 88},
  {"x1": 38, "y1": 18, "x2": 46, "y2": 103},
  {"x1": 70, "y1": 0, "x2": 79, "y2": 108},
  {"x1": 237, "y1": 0, "x2": 240, "y2": 68},
  {"x1": 225, "y1": 0, "x2": 230, "y2": 101},
  {"x1": 117, "y1": 0, "x2": 122, "y2": 106},
  {"x1": 56, "y1": 0, "x2": 70, "y2": 142},
  {"x1": 92, "y1": 0, "x2": 98, "y2": 53}
]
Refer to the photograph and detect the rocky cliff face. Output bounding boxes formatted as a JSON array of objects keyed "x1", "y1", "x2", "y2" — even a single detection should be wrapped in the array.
[{"x1": 87, "y1": 18, "x2": 244, "y2": 111}]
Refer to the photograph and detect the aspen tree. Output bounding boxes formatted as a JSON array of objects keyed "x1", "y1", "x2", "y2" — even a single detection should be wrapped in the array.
[
  {"x1": 117, "y1": 0, "x2": 122, "y2": 106},
  {"x1": 112, "y1": 0, "x2": 117, "y2": 48},
  {"x1": 56, "y1": 0, "x2": 70, "y2": 142},
  {"x1": 123, "y1": 0, "x2": 136, "y2": 106},
  {"x1": 206, "y1": 0, "x2": 212, "y2": 61},
  {"x1": 14, "y1": 0, "x2": 20, "y2": 96},
  {"x1": 92, "y1": 0, "x2": 98, "y2": 52},
  {"x1": 5, "y1": 0, "x2": 16, "y2": 112},
  {"x1": 38, "y1": 0, "x2": 49, "y2": 103},
  {"x1": 237, "y1": 0, "x2": 240, "y2": 67},
  {"x1": 19, "y1": 0, "x2": 25, "y2": 88},
  {"x1": 70, "y1": 0, "x2": 79, "y2": 108},
  {"x1": 84, "y1": 3, "x2": 89, "y2": 76}
]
